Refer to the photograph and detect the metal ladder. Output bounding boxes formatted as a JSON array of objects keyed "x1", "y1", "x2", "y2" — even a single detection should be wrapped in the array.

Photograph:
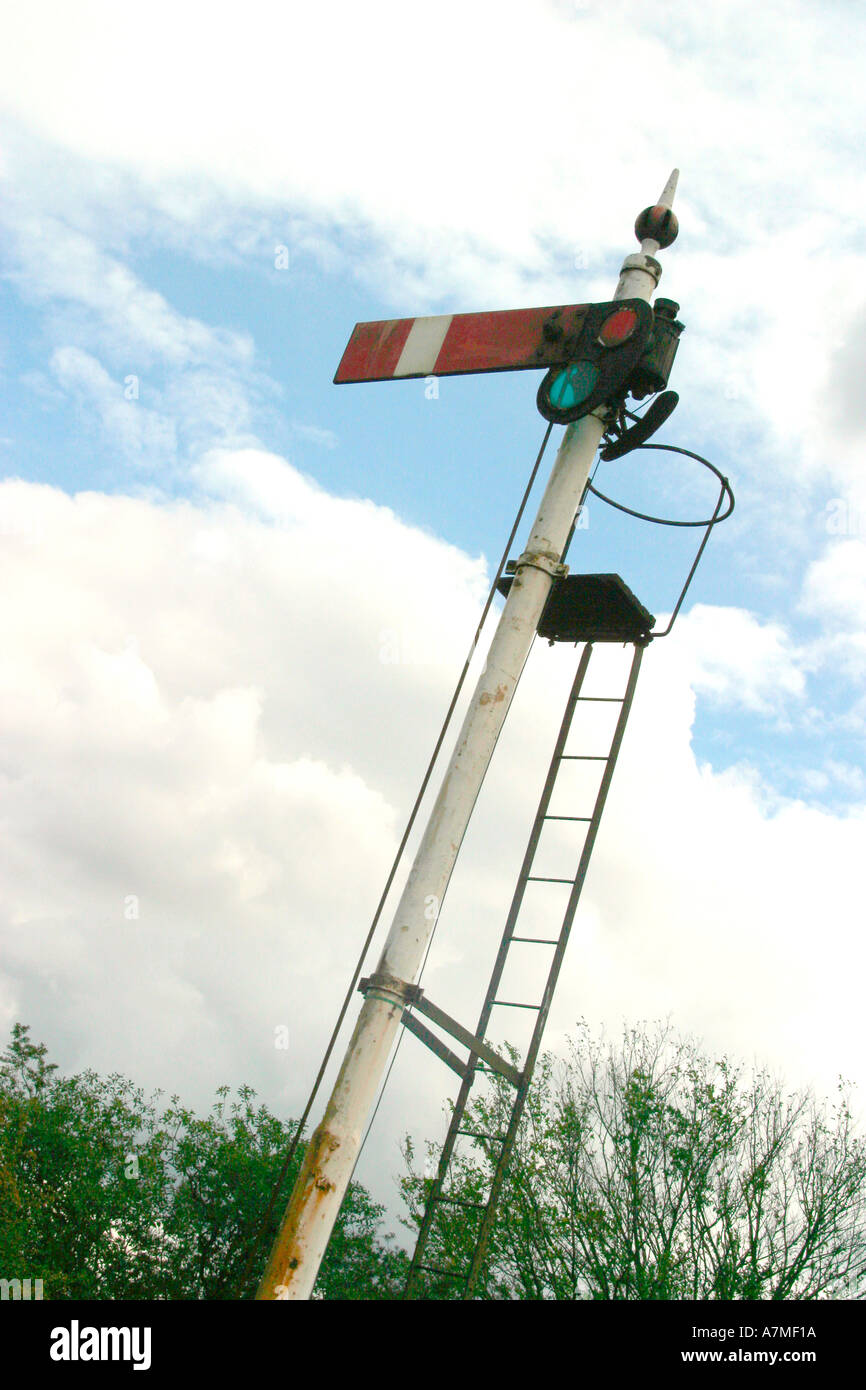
[{"x1": 402, "y1": 637, "x2": 646, "y2": 1299}]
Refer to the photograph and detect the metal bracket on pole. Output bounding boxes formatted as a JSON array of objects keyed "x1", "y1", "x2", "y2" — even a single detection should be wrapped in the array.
[
  {"x1": 618, "y1": 252, "x2": 662, "y2": 286},
  {"x1": 358, "y1": 972, "x2": 423, "y2": 1008},
  {"x1": 380, "y1": 981, "x2": 522, "y2": 1089},
  {"x1": 506, "y1": 550, "x2": 569, "y2": 581},
  {"x1": 401, "y1": 1012, "x2": 469, "y2": 1081},
  {"x1": 412, "y1": 995, "x2": 522, "y2": 1088}
]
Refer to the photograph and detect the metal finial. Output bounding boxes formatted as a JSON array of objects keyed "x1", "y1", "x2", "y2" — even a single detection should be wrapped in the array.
[
  {"x1": 657, "y1": 168, "x2": 679, "y2": 209},
  {"x1": 635, "y1": 170, "x2": 680, "y2": 250}
]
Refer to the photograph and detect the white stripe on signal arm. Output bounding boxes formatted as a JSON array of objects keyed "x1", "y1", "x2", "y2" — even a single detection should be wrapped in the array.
[{"x1": 393, "y1": 314, "x2": 454, "y2": 377}]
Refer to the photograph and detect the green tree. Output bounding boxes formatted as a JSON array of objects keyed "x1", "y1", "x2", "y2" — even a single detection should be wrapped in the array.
[
  {"x1": 0, "y1": 1023, "x2": 406, "y2": 1299},
  {"x1": 401, "y1": 1022, "x2": 866, "y2": 1300}
]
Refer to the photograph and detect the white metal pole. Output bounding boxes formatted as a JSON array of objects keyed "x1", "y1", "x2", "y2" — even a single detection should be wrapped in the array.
[{"x1": 258, "y1": 171, "x2": 679, "y2": 1300}]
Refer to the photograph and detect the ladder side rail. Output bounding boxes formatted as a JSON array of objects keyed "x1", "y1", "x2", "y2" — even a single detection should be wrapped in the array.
[{"x1": 462, "y1": 641, "x2": 646, "y2": 1298}]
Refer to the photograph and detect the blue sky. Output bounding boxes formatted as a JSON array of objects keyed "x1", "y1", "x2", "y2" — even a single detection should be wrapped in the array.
[{"x1": 1, "y1": 0, "x2": 865, "y2": 1231}]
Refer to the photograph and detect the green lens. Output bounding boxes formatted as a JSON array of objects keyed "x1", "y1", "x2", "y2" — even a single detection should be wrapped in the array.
[{"x1": 548, "y1": 360, "x2": 598, "y2": 410}]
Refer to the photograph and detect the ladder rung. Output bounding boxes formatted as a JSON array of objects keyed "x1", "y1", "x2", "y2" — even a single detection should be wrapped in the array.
[
  {"x1": 510, "y1": 935, "x2": 559, "y2": 945},
  {"x1": 542, "y1": 815, "x2": 591, "y2": 822},
  {"x1": 578, "y1": 695, "x2": 622, "y2": 702},
  {"x1": 492, "y1": 1000, "x2": 540, "y2": 1010},
  {"x1": 559, "y1": 754, "x2": 608, "y2": 760},
  {"x1": 526, "y1": 875, "x2": 574, "y2": 883}
]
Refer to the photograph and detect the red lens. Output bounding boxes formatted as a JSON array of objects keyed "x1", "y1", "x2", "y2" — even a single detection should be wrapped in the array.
[{"x1": 597, "y1": 308, "x2": 638, "y2": 347}]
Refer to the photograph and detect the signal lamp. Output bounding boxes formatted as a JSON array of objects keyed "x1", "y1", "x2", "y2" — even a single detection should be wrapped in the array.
[
  {"x1": 536, "y1": 298, "x2": 652, "y2": 425},
  {"x1": 547, "y1": 361, "x2": 599, "y2": 412},
  {"x1": 597, "y1": 307, "x2": 638, "y2": 348}
]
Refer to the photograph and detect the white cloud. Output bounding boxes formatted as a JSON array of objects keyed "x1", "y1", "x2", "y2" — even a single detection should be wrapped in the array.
[
  {"x1": 2, "y1": 203, "x2": 253, "y2": 370},
  {"x1": 802, "y1": 538, "x2": 866, "y2": 629},
  {"x1": 0, "y1": 200, "x2": 273, "y2": 461},
  {"x1": 795, "y1": 539, "x2": 866, "y2": 698},
  {"x1": 665, "y1": 603, "x2": 805, "y2": 714},
  {"x1": 51, "y1": 346, "x2": 177, "y2": 465},
  {"x1": 291, "y1": 422, "x2": 338, "y2": 450}
]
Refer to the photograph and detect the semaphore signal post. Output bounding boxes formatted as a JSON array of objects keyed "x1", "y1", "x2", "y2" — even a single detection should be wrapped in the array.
[{"x1": 258, "y1": 172, "x2": 687, "y2": 1300}]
